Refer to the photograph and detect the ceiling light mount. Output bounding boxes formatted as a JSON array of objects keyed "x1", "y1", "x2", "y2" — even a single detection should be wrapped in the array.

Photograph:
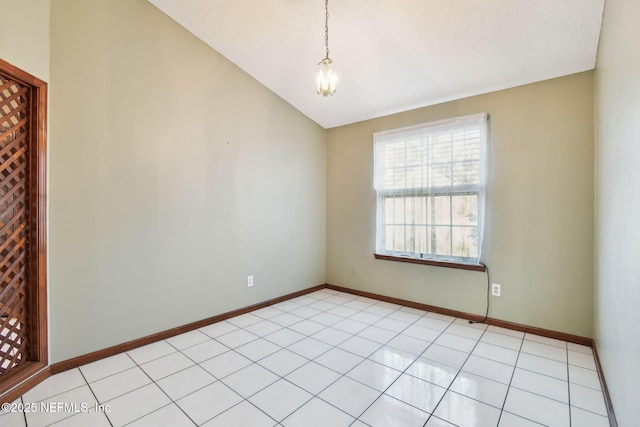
[{"x1": 316, "y1": 0, "x2": 337, "y2": 96}]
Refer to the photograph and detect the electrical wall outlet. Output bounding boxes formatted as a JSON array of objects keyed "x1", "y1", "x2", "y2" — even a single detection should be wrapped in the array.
[
  {"x1": 247, "y1": 275, "x2": 254, "y2": 287},
  {"x1": 491, "y1": 283, "x2": 501, "y2": 297}
]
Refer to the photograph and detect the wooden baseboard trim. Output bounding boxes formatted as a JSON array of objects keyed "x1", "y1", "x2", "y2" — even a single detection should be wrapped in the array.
[
  {"x1": 592, "y1": 344, "x2": 618, "y2": 427},
  {"x1": 50, "y1": 284, "x2": 325, "y2": 375},
  {"x1": 0, "y1": 363, "x2": 49, "y2": 405},
  {"x1": 324, "y1": 284, "x2": 592, "y2": 346}
]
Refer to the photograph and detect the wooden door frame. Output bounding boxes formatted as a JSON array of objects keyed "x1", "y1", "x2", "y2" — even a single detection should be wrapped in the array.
[{"x1": 0, "y1": 58, "x2": 48, "y2": 396}]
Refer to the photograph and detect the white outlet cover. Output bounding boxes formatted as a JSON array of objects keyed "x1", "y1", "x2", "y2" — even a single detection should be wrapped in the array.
[{"x1": 491, "y1": 283, "x2": 501, "y2": 296}]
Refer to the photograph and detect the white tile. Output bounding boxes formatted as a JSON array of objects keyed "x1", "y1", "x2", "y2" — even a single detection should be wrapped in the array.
[
  {"x1": 350, "y1": 311, "x2": 383, "y2": 325},
  {"x1": 405, "y1": 357, "x2": 459, "y2": 388},
  {"x1": 200, "y1": 350, "x2": 252, "y2": 379},
  {"x1": 128, "y1": 341, "x2": 177, "y2": 365},
  {"x1": 433, "y1": 333, "x2": 476, "y2": 353},
  {"x1": 181, "y1": 339, "x2": 229, "y2": 363},
  {"x1": 285, "y1": 361, "x2": 341, "y2": 394},
  {"x1": 570, "y1": 383, "x2": 607, "y2": 416},
  {"x1": 312, "y1": 327, "x2": 351, "y2": 346},
  {"x1": 270, "y1": 313, "x2": 304, "y2": 327},
  {"x1": 176, "y1": 381, "x2": 242, "y2": 425},
  {"x1": 569, "y1": 364, "x2": 602, "y2": 390},
  {"x1": 258, "y1": 349, "x2": 308, "y2": 376},
  {"x1": 166, "y1": 330, "x2": 210, "y2": 350},
  {"x1": 347, "y1": 359, "x2": 401, "y2": 391},
  {"x1": 308, "y1": 300, "x2": 338, "y2": 312},
  {"x1": 449, "y1": 371, "x2": 508, "y2": 408},
  {"x1": 455, "y1": 318, "x2": 488, "y2": 330},
  {"x1": 567, "y1": 342, "x2": 593, "y2": 354},
  {"x1": 287, "y1": 337, "x2": 332, "y2": 359},
  {"x1": 326, "y1": 295, "x2": 355, "y2": 305},
  {"x1": 568, "y1": 350, "x2": 597, "y2": 370},
  {"x1": 524, "y1": 333, "x2": 567, "y2": 349},
  {"x1": 264, "y1": 328, "x2": 305, "y2": 347},
  {"x1": 156, "y1": 365, "x2": 216, "y2": 400},
  {"x1": 360, "y1": 394, "x2": 429, "y2": 427},
  {"x1": 288, "y1": 320, "x2": 325, "y2": 336},
  {"x1": 25, "y1": 385, "x2": 97, "y2": 427},
  {"x1": 202, "y1": 401, "x2": 275, "y2": 427},
  {"x1": 486, "y1": 325, "x2": 525, "y2": 339},
  {"x1": 89, "y1": 367, "x2": 151, "y2": 403},
  {"x1": 215, "y1": 329, "x2": 259, "y2": 348},
  {"x1": 332, "y1": 318, "x2": 369, "y2": 334},
  {"x1": 252, "y1": 306, "x2": 285, "y2": 319},
  {"x1": 222, "y1": 363, "x2": 279, "y2": 398},
  {"x1": 425, "y1": 312, "x2": 456, "y2": 322},
  {"x1": 235, "y1": 338, "x2": 281, "y2": 361},
  {"x1": 511, "y1": 368, "x2": 568, "y2": 403},
  {"x1": 289, "y1": 295, "x2": 319, "y2": 306},
  {"x1": 328, "y1": 305, "x2": 359, "y2": 318},
  {"x1": 53, "y1": 411, "x2": 112, "y2": 427},
  {"x1": 0, "y1": 410, "x2": 26, "y2": 427},
  {"x1": 343, "y1": 299, "x2": 375, "y2": 311},
  {"x1": 80, "y1": 353, "x2": 136, "y2": 383},
  {"x1": 498, "y1": 411, "x2": 544, "y2": 426},
  {"x1": 283, "y1": 397, "x2": 354, "y2": 427},
  {"x1": 199, "y1": 321, "x2": 239, "y2": 338},
  {"x1": 414, "y1": 316, "x2": 452, "y2": 332},
  {"x1": 290, "y1": 306, "x2": 323, "y2": 319},
  {"x1": 127, "y1": 404, "x2": 196, "y2": 427},
  {"x1": 433, "y1": 391, "x2": 501, "y2": 427},
  {"x1": 315, "y1": 348, "x2": 363, "y2": 374},
  {"x1": 521, "y1": 340, "x2": 567, "y2": 363},
  {"x1": 319, "y1": 376, "x2": 381, "y2": 418},
  {"x1": 481, "y1": 331, "x2": 523, "y2": 351},
  {"x1": 425, "y1": 416, "x2": 457, "y2": 427},
  {"x1": 472, "y1": 341, "x2": 519, "y2": 365},
  {"x1": 364, "y1": 305, "x2": 396, "y2": 317},
  {"x1": 338, "y1": 336, "x2": 382, "y2": 358},
  {"x1": 422, "y1": 344, "x2": 469, "y2": 369},
  {"x1": 445, "y1": 323, "x2": 485, "y2": 340},
  {"x1": 462, "y1": 355, "x2": 514, "y2": 384},
  {"x1": 387, "y1": 335, "x2": 430, "y2": 355},
  {"x1": 105, "y1": 383, "x2": 171, "y2": 427},
  {"x1": 385, "y1": 374, "x2": 446, "y2": 413},
  {"x1": 516, "y1": 352, "x2": 568, "y2": 380},
  {"x1": 375, "y1": 317, "x2": 410, "y2": 333},
  {"x1": 310, "y1": 312, "x2": 342, "y2": 326},
  {"x1": 352, "y1": 420, "x2": 370, "y2": 427},
  {"x1": 249, "y1": 379, "x2": 312, "y2": 422},
  {"x1": 226, "y1": 313, "x2": 262, "y2": 328},
  {"x1": 272, "y1": 301, "x2": 303, "y2": 312},
  {"x1": 388, "y1": 310, "x2": 421, "y2": 324},
  {"x1": 401, "y1": 324, "x2": 440, "y2": 342},
  {"x1": 357, "y1": 326, "x2": 397, "y2": 344},
  {"x1": 369, "y1": 346, "x2": 418, "y2": 371},
  {"x1": 504, "y1": 387, "x2": 570, "y2": 427},
  {"x1": 244, "y1": 320, "x2": 283, "y2": 337},
  {"x1": 140, "y1": 351, "x2": 194, "y2": 381},
  {"x1": 23, "y1": 369, "x2": 87, "y2": 403},
  {"x1": 570, "y1": 406, "x2": 610, "y2": 427}
]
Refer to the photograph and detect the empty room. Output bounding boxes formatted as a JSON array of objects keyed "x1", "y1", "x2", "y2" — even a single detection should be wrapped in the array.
[{"x1": 0, "y1": 0, "x2": 638, "y2": 426}]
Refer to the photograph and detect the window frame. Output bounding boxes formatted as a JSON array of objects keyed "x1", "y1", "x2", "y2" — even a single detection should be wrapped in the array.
[{"x1": 373, "y1": 113, "x2": 488, "y2": 269}]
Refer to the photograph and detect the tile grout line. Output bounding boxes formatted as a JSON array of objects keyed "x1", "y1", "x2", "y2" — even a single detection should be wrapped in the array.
[
  {"x1": 77, "y1": 369, "x2": 114, "y2": 427},
  {"x1": 567, "y1": 341, "x2": 572, "y2": 427},
  {"x1": 495, "y1": 328, "x2": 525, "y2": 426}
]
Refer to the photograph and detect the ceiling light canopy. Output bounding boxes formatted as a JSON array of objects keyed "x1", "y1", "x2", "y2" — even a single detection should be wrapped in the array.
[{"x1": 316, "y1": 0, "x2": 337, "y2": 97}]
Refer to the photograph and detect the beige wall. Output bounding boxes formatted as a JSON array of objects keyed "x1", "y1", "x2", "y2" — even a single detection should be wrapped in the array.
[
  {"x1": 327, "y1": 72, "x2": 594, "y2": 337},
  {"x1": 49, "y1": 0, "x2": 326, "y2": 362},
  {"x1": 594, "y1": 0, "x2": 640, "y2": 424},
  {"x1": 0, "y1": 0, "x2": 50, "y2": 81}
]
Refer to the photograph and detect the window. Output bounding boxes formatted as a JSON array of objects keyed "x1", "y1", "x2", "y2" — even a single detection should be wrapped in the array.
[{"x1": 374, "y1": 113, "x2": 488, "y2": 266}]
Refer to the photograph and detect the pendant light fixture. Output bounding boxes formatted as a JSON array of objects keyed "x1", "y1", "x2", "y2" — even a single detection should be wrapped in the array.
[{"x1": 317, "y1": 0, "x2": 337, "y2": 96}]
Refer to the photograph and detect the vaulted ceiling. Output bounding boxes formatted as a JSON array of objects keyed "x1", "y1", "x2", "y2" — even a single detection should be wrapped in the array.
[{"x1": 148, "y1": 0, "x2": 605, "y2": 129}]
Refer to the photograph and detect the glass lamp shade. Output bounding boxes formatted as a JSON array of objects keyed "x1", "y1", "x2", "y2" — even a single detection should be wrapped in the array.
[{"x1": 316, "y1": 58, "x2": 337, "y2": 96}]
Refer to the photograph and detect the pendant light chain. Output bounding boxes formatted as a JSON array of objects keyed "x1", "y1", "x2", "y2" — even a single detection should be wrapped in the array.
[{"x1": 324, "y1": 0, "x2": 330, "y2": 60}]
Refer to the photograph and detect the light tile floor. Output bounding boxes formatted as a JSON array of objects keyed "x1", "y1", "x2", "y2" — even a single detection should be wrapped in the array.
[{"x1": 0, "y1": 289, "x2": 610, "y2": 426}]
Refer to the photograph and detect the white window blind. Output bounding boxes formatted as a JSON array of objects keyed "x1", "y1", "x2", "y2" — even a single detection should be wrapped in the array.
[{"x1": 374, "y1": 113, "x2": 488, "y2": 265}]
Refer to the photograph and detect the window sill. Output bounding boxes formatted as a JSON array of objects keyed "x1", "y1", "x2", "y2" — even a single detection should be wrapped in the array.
[{"x1": 373, "y1": 253, "x2": 486, "y2": 272}]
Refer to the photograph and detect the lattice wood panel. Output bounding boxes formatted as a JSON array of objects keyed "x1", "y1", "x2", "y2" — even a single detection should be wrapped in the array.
[{"x1": 0, "y1": 73, "x2": 30, "y2": 375}]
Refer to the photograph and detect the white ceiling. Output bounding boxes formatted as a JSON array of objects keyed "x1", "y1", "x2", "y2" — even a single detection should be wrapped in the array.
[{"x1": 148, "y1": 0, "x2": 605, "y2": 129}]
